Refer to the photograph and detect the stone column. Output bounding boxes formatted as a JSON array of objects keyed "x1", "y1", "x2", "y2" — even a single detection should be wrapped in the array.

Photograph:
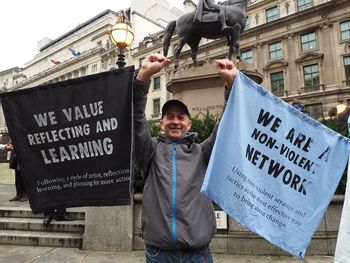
[
  {"x1": 286, "y1": 32, "x2": 297, "y2": 95},
  {"x1": 319, "y1": 22, "x2": 335, "y2": 85}
]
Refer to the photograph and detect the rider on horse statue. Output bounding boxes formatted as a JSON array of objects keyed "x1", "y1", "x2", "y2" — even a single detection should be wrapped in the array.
[{"x1": 194, "y1": 0, "x2": 236, "y2": 33}]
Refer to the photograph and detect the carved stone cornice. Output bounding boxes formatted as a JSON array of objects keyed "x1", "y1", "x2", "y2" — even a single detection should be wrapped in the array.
[
  {"x1": 295, "y1": 51, "x2": 324, "y2": 64},
  {"x1": 344, "y1": 41, "x2": 350, "y2": 53},
  {"x1": 13, "y1": 73, "x2": 27, "y2": 80},
  {"x1": 263, "y1": 59, "x2": 288, "y2": 71}
]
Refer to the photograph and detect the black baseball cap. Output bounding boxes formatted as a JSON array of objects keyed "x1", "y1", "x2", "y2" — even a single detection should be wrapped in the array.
[{"x1": 161, "y1": 99, "x2": 190, "y2": 118}]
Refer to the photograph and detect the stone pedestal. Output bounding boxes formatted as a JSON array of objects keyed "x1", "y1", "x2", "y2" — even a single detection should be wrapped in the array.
[
  {"x1": 166, "y1": 61, "x2": 263, "y2": 117},
  {"x1": 83, "y1": 203, "x2": 133, "y2": 251}
]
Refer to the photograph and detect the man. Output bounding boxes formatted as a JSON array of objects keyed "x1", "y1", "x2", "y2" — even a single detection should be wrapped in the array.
[
  {"x1": 194, "y1": 0, "x2": 234, "y2": 32},
  {"x1": 8, "y1": 148, "x2": 28, "y2": 202},
  {"x1": 0, "y1": 143, "x2": 26, "y2": 202},
  {"x1": 0, "y1": 143, "x2": 12, "y2": 152},
  {"x1": 336, "y1": 98, "x2": 347, "y2": 116},
  {"x1": 134, "y1": 53, "x2": 236, "y2": 262}
]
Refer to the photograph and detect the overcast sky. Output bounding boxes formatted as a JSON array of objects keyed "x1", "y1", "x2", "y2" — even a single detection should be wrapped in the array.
[{"x1": 0, "y1": 0, "x2": 193, "y2": 72}]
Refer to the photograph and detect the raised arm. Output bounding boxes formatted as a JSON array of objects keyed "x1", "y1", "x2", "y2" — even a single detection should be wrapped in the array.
[
  {"x1": 133, "y1": 54, "x2": 170, "y2": 174},
  {"x1": 200, "y1": 59, "x2": 237, "y2": 162}
]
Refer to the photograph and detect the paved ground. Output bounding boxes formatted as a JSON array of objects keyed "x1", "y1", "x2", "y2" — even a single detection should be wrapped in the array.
[
  {"x1": 0, "y1": 171, "x2": 334, "y2": 262},
  {"x1": 0, "y1": 245, "x2": 335, "y2": 263}
]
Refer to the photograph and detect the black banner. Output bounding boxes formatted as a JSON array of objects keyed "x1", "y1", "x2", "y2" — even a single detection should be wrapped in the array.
[{"x1": 0, "y1": 66, "x2": 134, "y2": 213}]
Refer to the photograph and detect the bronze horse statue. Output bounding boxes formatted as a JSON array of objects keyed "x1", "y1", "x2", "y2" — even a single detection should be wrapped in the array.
[{"x1": 163, "y1": 0, "x2": 248, "y2": 69}]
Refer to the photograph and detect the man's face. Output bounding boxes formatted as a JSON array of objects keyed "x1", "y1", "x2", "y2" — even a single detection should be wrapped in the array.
[{"x1": 160, "y1": 106, "x2": 192, "y2": 140}]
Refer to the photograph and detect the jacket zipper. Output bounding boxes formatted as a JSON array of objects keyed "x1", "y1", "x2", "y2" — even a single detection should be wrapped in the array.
[{"x1": 171, "y1": 143, "x2": 177, "y2": 245}]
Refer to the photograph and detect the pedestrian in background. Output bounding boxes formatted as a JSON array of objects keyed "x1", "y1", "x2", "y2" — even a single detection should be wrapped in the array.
[{"x1": 8, "y1": 147, "x2": 28, "y2": 202}]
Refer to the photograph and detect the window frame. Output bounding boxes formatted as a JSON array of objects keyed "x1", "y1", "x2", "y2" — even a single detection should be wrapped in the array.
[
  {"x1": 303, "y1": 64, "x2": 320, "y2": 90},
  {"x1": 305, "y1": 103, "x2": 323, "y2": 120},
  {"x1": 152, "y1": 98, "x2": 161, "y2": 117},
  {"x1": 241, "y1": 50, "x2": 253, "y2": 64},
  {"x1": 340, "y1": 20, "x2": 350, "y2": 41},
  {"x1": 270, "y1": 71, "x2": 285, "y2": 96},
  {"x1": 266, "y1": 6, "x2": 279, "y2": 23},
  {"x1": 300, "y1": 32, "x2": 317, "y2": 52},
  {"x1": 269, "y1": 41, "x2": 283, "y2": 60},
  {"x1": 297, "y1": 0, "x2": 313, "y2": 11},
  {"x1": 153, "y1": 76, "x2": 161, "y2": 91},
  {"x1": 344, "y1": 56, "x2": 350, "y2": 85}
]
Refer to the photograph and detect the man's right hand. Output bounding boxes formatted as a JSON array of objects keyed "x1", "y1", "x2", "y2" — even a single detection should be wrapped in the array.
[
  {"x1": 215, "y1": 59, "x2": 237, "y2": 90},
  {"x1": 136, "y1": 53, "x2": 171, "y2": 82}
]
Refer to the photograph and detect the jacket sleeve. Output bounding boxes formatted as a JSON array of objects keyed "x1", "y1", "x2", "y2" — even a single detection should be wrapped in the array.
[
  {"x1": 200, "y1": 87, "x2": 230, "y2": 164},
  {"x1": 133, "y1": 78, "x2": 158, "y2": 177}
]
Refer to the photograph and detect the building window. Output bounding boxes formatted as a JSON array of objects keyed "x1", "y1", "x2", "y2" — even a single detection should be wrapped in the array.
[
  {"x1": 139, "y1": 57, "x2": 145, "y2": 68},
  {"x1": 305, "y1": 103, "x2": 323, "y2": 120},
  {"x1": 153, "y1": 98, "x2": 161, "y2": 116},
  {"x1": 153, "y1": 76, "x2": 161, "y2": 91},
  {"x1": 269, "y1": 41, "x2": 283, "y2": 60},
  {"x1": 102, "y1": 60, "x2": 108, "y2": 70},
  {"x1": 81, "y1": 67, "x2": 86, "y2": 76},
  {"x1": 266, "y1": 6, "x2": 279, "y2": 22},
  {"x1": 241, "y1": 50, "x2": 253, "y2": 64},
  {"x1": 301, "y1": 32, "x2": 317, "y2": 52},
  {"x1": 297, "y1": 0, "x2": 312, "y2": 11},
  {"x1": 303, "y1": 64, "x2": 320, "y2": 90},
  {"x1": 344, "y1": 56, "x2": 350, "y2": 85},
  {"x1": 109, "y1": 57, "x2": 116, "y2": 65},
  {"x1": 74, "y1": 71, "x2": 79, "y2": 78},
  {"x1": 340, "y1": 20, "x2": 350, "y2": 41},
  {"x1": 91, "y1": 64, "x2": 97, "y2": 73},
  {"x1": 270, "y1": 72, "x2": 284, "y2": 96}
]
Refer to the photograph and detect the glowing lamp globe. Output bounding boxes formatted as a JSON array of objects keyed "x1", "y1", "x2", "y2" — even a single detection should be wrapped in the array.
[{"x1": 110, "y1": 22, "x2": 134, "y2": 49}]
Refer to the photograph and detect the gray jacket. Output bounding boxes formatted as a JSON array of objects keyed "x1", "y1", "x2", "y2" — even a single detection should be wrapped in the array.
[{"x1": 133, "y1": 78, "x2": 228, "y2": 249}]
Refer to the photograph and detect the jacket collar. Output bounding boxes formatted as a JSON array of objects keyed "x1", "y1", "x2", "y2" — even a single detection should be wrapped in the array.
[{"x1": 157, "y1": 132, "x2": 197, "y2": 144}]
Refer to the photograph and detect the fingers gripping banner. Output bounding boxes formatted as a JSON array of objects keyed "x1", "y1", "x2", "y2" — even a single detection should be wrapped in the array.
[
  {"x1": 201, "y1": 71, "x2": 350, "y2": 258},
  {"x1": 0, "y1": 66, "x2": 134, "y2": 213}
]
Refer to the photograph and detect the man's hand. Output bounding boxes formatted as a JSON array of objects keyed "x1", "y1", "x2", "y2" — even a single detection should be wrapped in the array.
[
  {"x1": 6, "y1": 143, "x2": 13, "y2": 151},
  {"x1": 215, "y1": 59, "x2": 237, "y2": 90},
  {"x1": 136, "y1": 53, "x2": 171, "y2": 82}
]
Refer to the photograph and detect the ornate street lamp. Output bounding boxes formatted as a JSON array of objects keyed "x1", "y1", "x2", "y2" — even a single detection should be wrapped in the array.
[{"x1": 109, "y1": 12, "x2": 135, "y2": 68}]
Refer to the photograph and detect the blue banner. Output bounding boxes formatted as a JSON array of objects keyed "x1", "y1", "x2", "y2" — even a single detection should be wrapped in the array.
[{"x1": 201, "y1": 71, "x2": 350, "y2": 258}]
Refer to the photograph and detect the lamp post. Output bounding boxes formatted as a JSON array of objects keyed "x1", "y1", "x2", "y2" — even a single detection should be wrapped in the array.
[{"x1": 109, "y1": 13, "x2": 135, "y2": 68}]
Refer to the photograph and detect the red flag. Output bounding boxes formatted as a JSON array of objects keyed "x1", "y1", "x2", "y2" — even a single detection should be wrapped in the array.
[{"x1": 51, "y1": 59, "x2": 61, "y2": 65}]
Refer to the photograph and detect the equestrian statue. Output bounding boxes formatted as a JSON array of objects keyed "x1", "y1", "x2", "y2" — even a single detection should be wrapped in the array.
[{"x1": 163, "y1": 0, "x2": 248, "y2": 69}]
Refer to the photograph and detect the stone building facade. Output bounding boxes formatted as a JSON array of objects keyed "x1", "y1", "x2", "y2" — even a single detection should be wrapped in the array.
[
  {"x1": 0, "y1": 0, "x2": 185, "y2": 131},
  {"x1": 133, "y1": 0, "x2": 350, "y2": 121},
  {"x1": 1, "y1": 0, "x2": 350, "y2": 127}
]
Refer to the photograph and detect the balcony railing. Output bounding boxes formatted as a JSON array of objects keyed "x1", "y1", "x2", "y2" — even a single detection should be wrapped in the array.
[
  {"x1": 272, "y1": 90, "x2": 288, "y2": 97},
  {"x1": 342, "y1": 80, "x2": 350, "y2": 87},
  {"x1": 151, "y1": 113, "x2": 161, "y2": 119},
  {"x1": 299, "y1": 84, "x2": 325, "y2": 93}
]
